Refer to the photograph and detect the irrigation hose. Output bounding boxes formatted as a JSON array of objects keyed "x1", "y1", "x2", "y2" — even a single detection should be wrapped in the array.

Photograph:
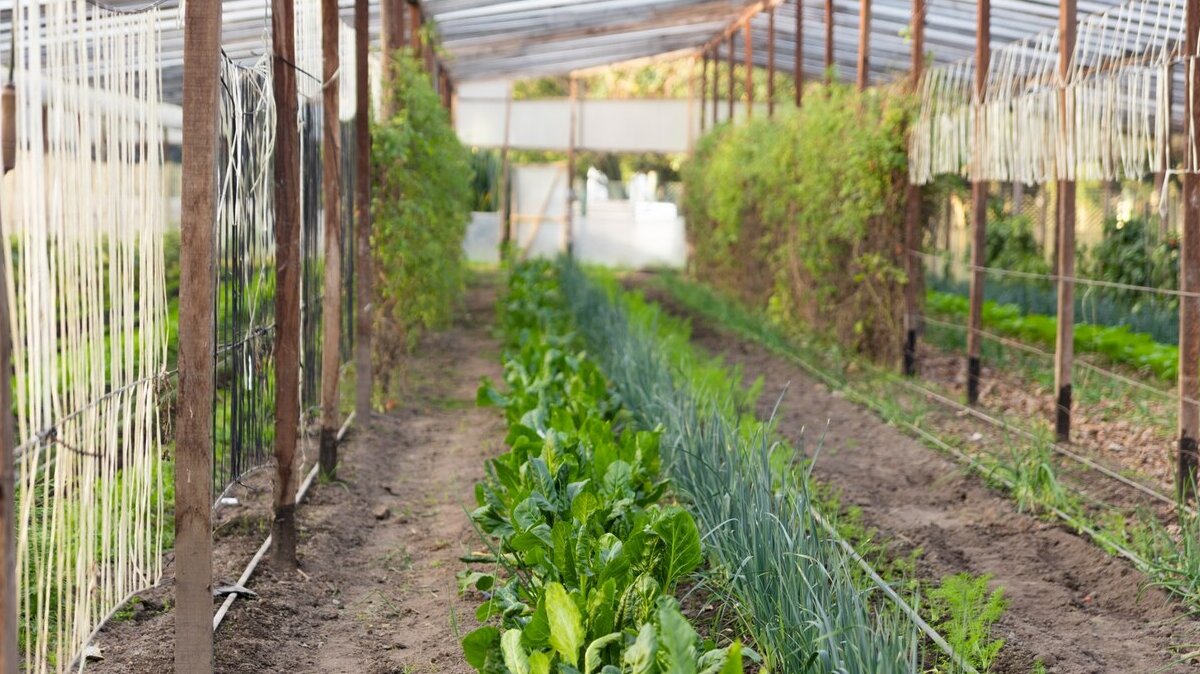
[{"x1": 213, "y1": 410, "x2": 356, "y2": 631}]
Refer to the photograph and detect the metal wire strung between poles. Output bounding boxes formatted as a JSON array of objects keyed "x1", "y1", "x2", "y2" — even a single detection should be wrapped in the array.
[
  {"x1": 911, "y1": 249, "x2": 1200, "y2": 300},
  {"x1": 920, "y1": 311, "x2": 1200, "y2": 408}
]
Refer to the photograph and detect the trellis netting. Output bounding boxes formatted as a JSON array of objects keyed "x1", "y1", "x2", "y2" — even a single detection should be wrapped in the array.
[
  {"x1": 2, "y1": 0, "x2": 168, "y2": 670},
  {"x1": 909, "y1": 0, "x2": 1186, "y2": 186}
]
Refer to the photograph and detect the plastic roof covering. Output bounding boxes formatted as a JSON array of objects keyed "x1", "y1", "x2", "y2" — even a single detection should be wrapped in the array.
[
  {"x1": 0, "y1": 0, "x2": 382, "y2": 104},
  {"x1": 431, "y1": 0, "x2": 1149, "y2": 84},
  {"x1": 0, "y1": 0, "x2": 1190, "y2": 102}
]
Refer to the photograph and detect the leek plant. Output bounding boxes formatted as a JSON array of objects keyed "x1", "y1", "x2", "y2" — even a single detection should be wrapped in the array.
[{"x1": 559, "y1": 261, "x2": 922, "y2": 673}]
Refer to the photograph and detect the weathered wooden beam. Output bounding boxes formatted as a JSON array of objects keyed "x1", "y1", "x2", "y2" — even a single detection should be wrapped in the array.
[
  {"x1": 857, "y1": 0, "x2": 869, "y2": 90},
  {"x1": 566, "y1": 78, "x2": 579, "y2": 255},
  {"x1": 411, "y1": 1, "x2": 422, "y2": 59},
  {"x1": 744, "y1": 21, "x2": 753, "y2": 118},
  {"x1": 767, "y1": 7, "x2": 776, "y2": 117},
  {"x1": 701, "y1": 51, "x2": 708, "y2": 130},
  {"x1": 712, "y1": 47, "x2": 720, "y2": 122},
  {"x1": 0, "y1": 122, "x2": 17, "y2": 674},
  {"x1": 699, "y1": 0, "x2": 784, "y2": 53},
  {"x1": 271, "y1": 0, "x2": 302, "y2": 570},
  {"x1": 902, "y1": 0, "x2": 925, "y2": 377},
  {"x1": 354, "y1": 0, "x2": 373, "y2": 423},
  {"x1": 1054, "y1": 0, "x2": 1077, "y2": 444},
  {"x1": 824, "y1": 0, "x2": 834, "y2": 83},
  {"x1": 319, "y1": 0, "x2": 343, "y2": 478},
  {"x1": 177, "y1": 0, "x2": 222, "y2": 667},
  {"x1": 795, "y1": 0, "x2": 803, "y2": 106},
  {"x1": 727, "y1": 33, "x2": 734, "y2": 121},
  {"x1": 966, "y1": 0, "x2": 990, "y2": 406},
  {"x1": 1181, "y1": 0, "x2": 1200, "y2": 499}
]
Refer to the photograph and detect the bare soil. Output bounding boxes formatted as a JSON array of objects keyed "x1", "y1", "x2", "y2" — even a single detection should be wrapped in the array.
[
  {"x1": 90, "y1": 281, "x2": 504, "y2": 673},
  {"x1": 651, "y1": 290, "x2": 1200, "y2": 674}
]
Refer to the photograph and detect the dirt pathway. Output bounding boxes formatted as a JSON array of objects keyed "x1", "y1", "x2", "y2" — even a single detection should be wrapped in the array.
[
  {"x1": 658, "y1": 296, "x2": 1199, "y2": 674},
  {"x1": 92, "y1": 281, "x2": 503, "y2": 674}
]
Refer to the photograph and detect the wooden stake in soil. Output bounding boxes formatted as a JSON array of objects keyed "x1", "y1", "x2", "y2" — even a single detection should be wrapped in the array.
[
  {"x1": 177, "y1": 0, "x2": 222, "y2": 667},
  {"x1": 1180, "y1": 0, "x2": 1200, "y2": 499},
  {"x1": 795, "y1": 0, "x2": 803, "y2": 107},
  {"x1": 902, "y1": 0, "x2": 925, "y2": 377},
  {"x1": 271, "y1": 0, "x2": 302, "y2": 571},
  {"x1": 744, "y1": 21, "x2": 754, "y2": 119},
  {"x1": 966, "y1": 0, "x2": 989, "y2": 406},
  {"x1": 1054, "y1": 0, "x2": 1077, "y2": 443},
  {"x1": 319, "y1": 0, "x2": 344, "y2": 478},
  {"x1": 824, "y1": 0, "x2": 834, "y2": 83},
  {"x1": 355, "y1": 0, "x2": 373, "y2": 422}
]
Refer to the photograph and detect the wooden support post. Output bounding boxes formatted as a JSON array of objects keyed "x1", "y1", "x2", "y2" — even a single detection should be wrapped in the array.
[
  {"x1": 0, "y1": 154, "x2": 17, "y2": 674},
  {"x1": 1181, "y1": 0, "x2": 1200, "y2": 499},
  {"x1": 744, "y1": 22, "x2": 754, "y2": 118},
  {"x1": 411, "y1": 2, "x2": 422, "y2": 59},
  {"x1": 768, "y1": 7, "x2": 776, "y2": 117},
  {"x1": 727, "y1": 34, "x2": 735, "y2": 121},
  {"x1": 176, "y1": 0, "x2": 222, "y2": 668},
  {"x1": 319, "y1": 0, "x2": 343, "y2": 478},
  {"x1": 902, "y1": 0, "x2": 925, "y2": 377},
  {"x1": 499, "y1": 89, "x2": 513, "y2": 253},
  {"x1": 857, "y1": 0, "x2": 870, "y2": 91},
  {"x1": 1054, "y1": 0, "x2": 1077, "y2": 443},
  {"x1": 566, "y1": 78, "x2": 578, "y2": 256},
  {"x1": 354, "y1": 0, "x2": 373, "y2": 422},
  {"x1": 795, "y1": 0, "x2": 804, "y2": 106},
  {"x1": 824, "y1": 0, "x2": 834, "y2": 83},
  {"x1": 700, "y1": 52, "x2": 708, "y2": 131},
  {"x1": 966, "y1": 0, "x2": 989, "y2": 406},
  {"x1": 705, "y1": 47, "x2": 715, "y2": 121},
  {"x1": 271, "y1": 0, "x2": 302, "y2": 570},
  {"x1": 381, "y1": 0, "x2": 404, "y2": 118}
]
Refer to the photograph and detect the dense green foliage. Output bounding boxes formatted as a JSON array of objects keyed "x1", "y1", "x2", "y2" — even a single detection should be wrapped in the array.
[
  {"x1": 372, "y1": 54, "x2": 472, "y2": 373},
  {"x1": 1082, "y1": 215, "x2": 1179, "y2": 318},
  {"x1": 683, "y1": 84, "x2": 912, "y2": 362},
  {"x1": 460, "y1": 262, "x2": 747, "y2": 673},
  {"x1": 559, "y1": 262, "x2": 924, "y2": 672},
  {"x1": 982, "y1": 202, "x2": 1051, "y2": 280},
  {"x1": 926, "y1": 291, "x2": 1178, "y2": 381}
]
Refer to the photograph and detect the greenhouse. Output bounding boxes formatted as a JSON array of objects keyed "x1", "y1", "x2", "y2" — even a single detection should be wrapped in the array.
[{"x1": 5, "y1": 0, "x2": 1200, "y2": 672}]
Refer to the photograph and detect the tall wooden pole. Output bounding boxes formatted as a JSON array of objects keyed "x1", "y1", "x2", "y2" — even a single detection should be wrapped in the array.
[
  {"x1": 700, "y1": 52, "x2": 708, "y2": 131},
  {"x1": 768, "y1": 8, "x2": 776, "y2": 117},
  {"x1": 744, "y1": 22, "x2": 754, "y2": 118},
  {"x1": 824, "y1": 0, "x2": 834, "y2": 83},
  {"x1": 966, "y1": 0, "x2": 990, "y2": 405},
  {"x1": 1180, "y1": 0, "x2": 1200, "y2": 499},
  {"x1": 381, "y1": 0, "x2": 405, "y2": 119},
  {"x1": 712, "y1": 48, "x2": 720, "y2": 122},
  {"x1": 1054, "y1": 0, "x2": 1077, "y2": 443},
  {"x1": 902, "y1": 0, "x2": 925, "y2": 377},
  {"x1": 856, "y1": 0, "x2": 870, "y2": 90},
  {"x1": 354, "y1": 0, "x2": 373, "y2": 422},
  {"x1": 795, "y1": 0, "x2": 804, "y2": 106},
  {"x1": 271, "y1": 0, "x2": 302, "y2": 570},
  {"x1": 319, "y1": 0, "x2": 343, "y2": 478},
  {"x1": 0, "y1": 154, "x2": 17, "y2": 674},
  {"x1": 566, "y1": 78, "x2": 578, "y2": 256},
  {"x1": 499, "y1": 89, "x2": 513, "y2": 252},
  {"x1": 176, "y1": 0, "x2": 222, "y2": 668},
  {"x1": 727, "y1": 34, "x2": 735, "y2": 121},
  {"x1": 411, "y1": 2, "x2": 422, "y2": 60}
]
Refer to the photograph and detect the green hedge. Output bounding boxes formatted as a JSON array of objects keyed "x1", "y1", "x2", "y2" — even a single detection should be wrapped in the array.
[
  {"x1": 683, "y1": 84, "x2": 912, "y2": 362},
  {"x1": 372, "y1": 54, "x2": 471, "y2": 367}
]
